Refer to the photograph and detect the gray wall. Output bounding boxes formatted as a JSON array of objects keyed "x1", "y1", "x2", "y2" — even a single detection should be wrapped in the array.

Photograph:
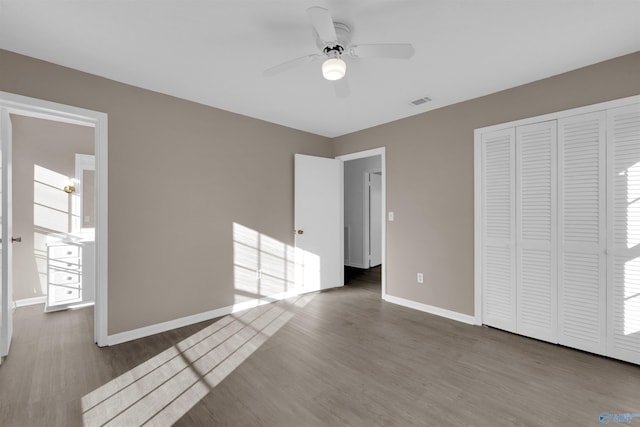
[
  {"x1": 12, "y1": 115, "x2": 94, "y2": 301},
  {"x1": 343, "y1": 155, "x2": 381, "y2": 268},
  {"x1": 0, "y1": 49, "x2": 333, "y2": 334},
  {"x1": 1, "y1": 48, "x2": 638, "y2": 335},
  {"x1": 333, "y1": 51, "x2": 640, "y2": 316}
]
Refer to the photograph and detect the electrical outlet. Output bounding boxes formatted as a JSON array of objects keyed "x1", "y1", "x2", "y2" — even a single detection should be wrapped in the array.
[
  {"x1": 388, "y1": 211, "x2": 394, "y2": 221},
  {"x1": 417, "y1": 273, "x2": 424, "y2": 284}
]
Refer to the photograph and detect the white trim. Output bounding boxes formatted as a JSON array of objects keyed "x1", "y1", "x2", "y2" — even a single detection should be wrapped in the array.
[
  {"x1": 74, "y1": 153, "x2": 95, "y2": 232},
  {"x1": 336, "y1": 147, "x2": 386, "y2": 298},
  {"x1": 363, "y1": 172, "x2": 370, "y2": 268},
  {"x1": 0, "y1": 91, "x2": 109, "y2": 347},
  {"x1": 1, "y1": 108, "x2": 14, "y2": 357},
  {"x1": 363, "y1": 169, "x2": 382, "y2": 269},
  {"x1": 107, "y1": 290, "x2": 301, "y2": 346},
  {"x1": 344, "y1": 225, "x2": 350, "y2": 265},
  {"x1": 94, "y1": 113, "x2": 108, "y2": 346},
  {"x1": 15, "y1": 296, "x2": 46, "y2": 307},
  {"x1": 384, "y1": 294, "x2": 476, "y2": 325},
  {"x1": 473, "y1": 134, "x2": 483, "y2": 325},
  {"x1": 339, "y1": 160, "x2": 345, "y2": 287},
  {"x1": 338, "y1": 148, "x2": 385, "y2": 162}
]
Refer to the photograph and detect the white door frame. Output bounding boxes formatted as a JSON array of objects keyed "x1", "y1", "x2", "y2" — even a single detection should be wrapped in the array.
[
  {"x1": 365, "y1": 170, "x2": 382, "y2": 267},
  {"x1": 1, "y1": 108, "x2": 14, "y2": 359},
  {"x1": 73, "y1": 153, "x2": 96, "y2": 233},
  {"x1": 336, "y1": 148, "x2": 387, "y2": 298},
  {"x1": 0, "y1": 91, "x2": 108, "y2": 347}
]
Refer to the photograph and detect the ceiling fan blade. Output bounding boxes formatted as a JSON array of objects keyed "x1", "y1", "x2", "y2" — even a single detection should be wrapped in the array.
[
  {"x1": 348, "y1": 43, "x2": 415, "y2": 59},
  {"x1": 307, "y1": 6, "x2": 337, "y2": 43},
  {"x1": 263, "y1": 54, "x2": 322, "y2": 77},
  {"x1": 334, "y1": 77, "x2": 350, "y2": 99}
]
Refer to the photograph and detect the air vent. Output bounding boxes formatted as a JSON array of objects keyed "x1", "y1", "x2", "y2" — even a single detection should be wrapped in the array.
[{"x1": 410, "y1": 96, "x2": 432, "y2": 106}]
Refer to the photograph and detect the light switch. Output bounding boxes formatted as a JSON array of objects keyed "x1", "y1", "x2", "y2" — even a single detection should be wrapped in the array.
[{"x1": 388, "y1": 212, "x2": 394, "y2": 221}]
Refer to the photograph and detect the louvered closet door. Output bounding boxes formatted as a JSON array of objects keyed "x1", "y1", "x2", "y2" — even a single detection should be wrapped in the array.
[
  {"x1": 607, "y1": 103, "x2": 640, "y2": 365},
  {"x1": 558, "y1": 111, "x2": 607, "y2": 355},
  {"x1": 482, "y1": 129, "x2": 516, "y2": 332},
  {"x1": 516, "y1": 121, "x2": 558, "y2": 343}
]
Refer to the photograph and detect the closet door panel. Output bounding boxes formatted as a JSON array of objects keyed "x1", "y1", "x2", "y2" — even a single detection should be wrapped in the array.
[
  {"x1": 558, "y1": 111, "x2": 607, "y2": 355},
  {"x1": 516, "y1": 121, "x2": 558, "y2": 343},
  {"x1": 482, "y1": 129, "x2": 516, "y2": 332},
  {"x1": 607, "y1": 103, "x2": 640, "y2": 365}
]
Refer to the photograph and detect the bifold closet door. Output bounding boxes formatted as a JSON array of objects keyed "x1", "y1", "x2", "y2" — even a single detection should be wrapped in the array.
[
  {"x1": 481, "y1": 128, "x2": 516, "y2": 332},
  {"x1": 558, "y1": 111, "x2": 607, "y2": 355},
  {"x1": 515, "y1": 121, "x2": 558, "y2": 343},
  {"x1": 607, "y1": 103, "x2": 640, "y2": 365}
]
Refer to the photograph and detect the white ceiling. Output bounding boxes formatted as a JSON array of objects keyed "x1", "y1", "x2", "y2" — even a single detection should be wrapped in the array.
[{"x1": 1, "y1": 1, "x2": 639, "y2": 138}]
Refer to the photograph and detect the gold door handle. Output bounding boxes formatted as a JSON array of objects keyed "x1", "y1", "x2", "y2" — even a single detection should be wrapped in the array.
[
  {"x1": 296, "y1": 229, "x2": 304, "y2": 235},
  {"x1": 11, "y1": 237, "x2": 22, "y2": 243}
]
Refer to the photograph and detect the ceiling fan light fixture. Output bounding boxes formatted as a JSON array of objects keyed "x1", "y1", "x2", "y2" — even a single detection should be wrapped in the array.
[{"x1": 322, "y1": 57, "x2": 346, "y2": 81}]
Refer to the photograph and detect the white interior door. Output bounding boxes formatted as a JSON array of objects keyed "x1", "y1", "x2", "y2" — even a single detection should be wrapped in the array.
[
  {"x1": 0, "y1": 109, "x2": 14, "y2": 358},
  {"x1": 294, "y1": 154, "x2": 342, "y2": 293},
  {"x1": 607, "y1": 103, "x2": 640, "y2": 365},
  {"x1": 481, "y1": 128, "x2": 517, "y2": 333},
  {"x1": 369, "y1": 173, "x2": 382, "y2": 267},
  {"x1": 558, "y1": 111, "x2": 607, "y2": 355},
  {"x1": 515, "y1": 121, "x2": 558, "y2": 343}
]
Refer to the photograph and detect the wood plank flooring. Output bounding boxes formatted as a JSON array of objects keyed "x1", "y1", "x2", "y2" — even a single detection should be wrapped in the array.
[{"x1": 1, "y1": 266, "x2": 639, "y2": 426}]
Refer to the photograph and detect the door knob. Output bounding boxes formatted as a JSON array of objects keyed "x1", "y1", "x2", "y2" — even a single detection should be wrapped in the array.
[
  {"x1": 296, "y1": 229, "x2": 304, "y2": 235},
  {"x1": 11, "y1": 236, "x2": 22, "y2": 243}
]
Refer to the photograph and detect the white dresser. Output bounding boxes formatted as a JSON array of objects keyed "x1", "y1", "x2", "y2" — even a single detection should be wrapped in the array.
[{"x1": 45, "y1": 237, "x2": 95, "y2": 312}]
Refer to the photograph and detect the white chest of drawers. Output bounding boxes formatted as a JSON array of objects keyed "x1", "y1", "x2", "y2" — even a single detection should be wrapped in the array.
[{"x1": 45, "y1": 239, "x2": 95, "y2": 312}]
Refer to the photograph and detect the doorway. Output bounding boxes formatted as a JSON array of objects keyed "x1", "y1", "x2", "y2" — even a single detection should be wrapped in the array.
[
  {"x1": 337, "y1": 148, "x2": 385, "y2": 297},
  {"x1": 0, "y1": 92, "x2": 108, "y2": 356},
  {"x1": 11, "y1": 115, "x2": 96, "y2": 312}
]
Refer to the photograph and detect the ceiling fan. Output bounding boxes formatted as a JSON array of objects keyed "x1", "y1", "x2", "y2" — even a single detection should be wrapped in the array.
[{"x1": 262, "y1": 6, "x2": 415, "y2": 97}]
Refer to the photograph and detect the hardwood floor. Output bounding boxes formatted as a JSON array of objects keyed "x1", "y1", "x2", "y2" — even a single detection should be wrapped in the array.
[{"x1": 1, "y1": 268, "x2": 639, "y2": 426}]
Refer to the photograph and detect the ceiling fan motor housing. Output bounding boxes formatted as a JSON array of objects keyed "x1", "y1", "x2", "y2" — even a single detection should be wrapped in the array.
[
  {"x1": 315, "y1": 22, "x2": 351, "y2": 56},
  {"x1": 323, "y1": 45, "x2": 344, "y2": 58}
]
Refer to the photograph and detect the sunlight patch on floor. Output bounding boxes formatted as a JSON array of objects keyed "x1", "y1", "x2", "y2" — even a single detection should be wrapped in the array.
[{"x1": 81, "y1": 293, "x2": 315, "y2": 426}]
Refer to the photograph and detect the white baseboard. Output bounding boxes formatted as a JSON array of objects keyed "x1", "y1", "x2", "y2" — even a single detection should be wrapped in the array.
[
  {"x1": 15, "y1": 296, "x2": 46, "y2": 308},
  {"x1": 106, "y1": 290, "x2": 302, "y2": 346},
  {"x1": 383, "y1": 294, "x2": 476, "y2": 325}
]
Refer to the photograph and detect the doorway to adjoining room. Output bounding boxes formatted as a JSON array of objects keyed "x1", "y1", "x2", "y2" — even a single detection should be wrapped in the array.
[
  {"x1": 12, "y1": 115, "x2": 96, "y2": 313},
  {"x1": 343, "y1": 155, "x2": 382, "y2": 291}
]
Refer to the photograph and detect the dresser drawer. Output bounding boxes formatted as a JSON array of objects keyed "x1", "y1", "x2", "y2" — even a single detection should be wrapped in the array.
[
  {"x1": 49, "y1": 258, "x2": 81, "y2": 271},
  {"x1": 49, "y1": 270, "x2": 80, "y2": 285},
  {"x1": 49, "y1": 244, "x2": 80, "y2": 259}
]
